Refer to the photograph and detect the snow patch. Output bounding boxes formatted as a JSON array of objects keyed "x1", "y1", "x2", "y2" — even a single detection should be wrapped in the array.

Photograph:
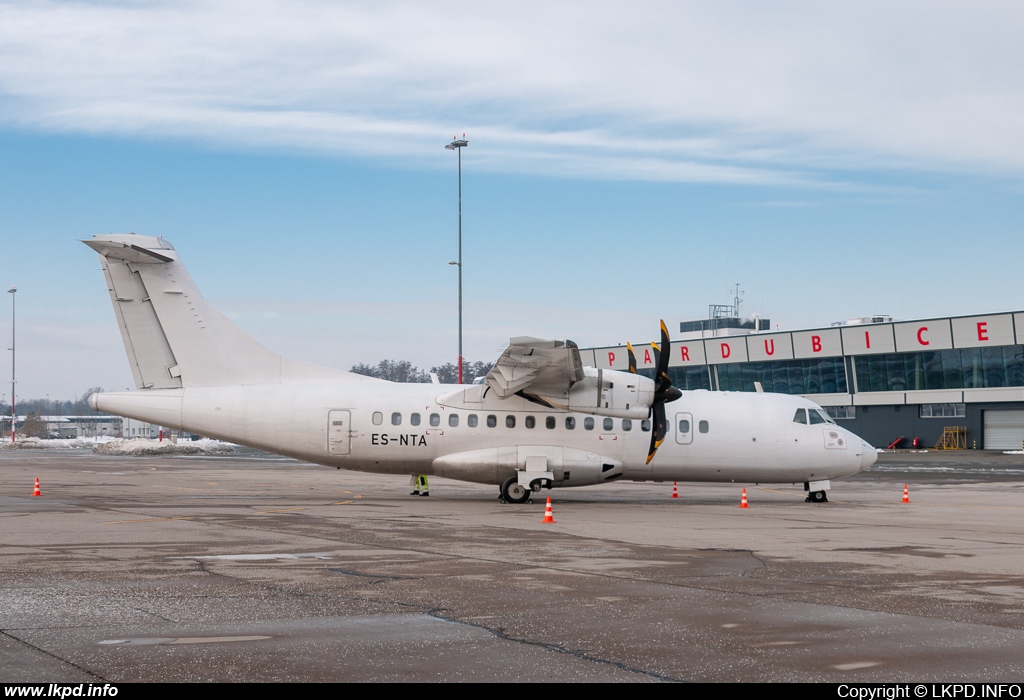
[
  {"x1": 92, "y1": 438, "x2": 236, "y2": 456},
  {"x1": 0, "y1": 436, "x2": 116, "y2": 449}
]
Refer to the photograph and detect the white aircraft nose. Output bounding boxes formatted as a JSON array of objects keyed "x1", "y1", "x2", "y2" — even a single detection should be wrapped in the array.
[{"x1": 860, "y1": 441, "x2": 878, "y2": 469}]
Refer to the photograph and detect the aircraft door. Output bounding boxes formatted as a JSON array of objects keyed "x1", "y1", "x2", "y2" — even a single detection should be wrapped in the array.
[
  {"x1": 674, "y1": 412, "x2": 693, "y2": 445},
  {"x1": 328, "y1": 410, "x2": 352, "y2": 456}
]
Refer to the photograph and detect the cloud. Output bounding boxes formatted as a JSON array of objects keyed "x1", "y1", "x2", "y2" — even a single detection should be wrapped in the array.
[{"x1": 2, "y1": 1, "x2": 1023, "y2": 183}]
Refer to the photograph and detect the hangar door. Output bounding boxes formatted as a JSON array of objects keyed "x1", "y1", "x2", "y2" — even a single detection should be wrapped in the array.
[{"x1": 983, "y1": 410, "x2": 1024, "y2": 450}]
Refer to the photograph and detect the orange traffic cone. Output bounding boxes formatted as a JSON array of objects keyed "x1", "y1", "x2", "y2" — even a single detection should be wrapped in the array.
[
  {"x1": 32, "y1": 478, "x2": 41, "y2": 497},
  {"x1": 671, "y1": 482, "x2": 679, "y2": 499},
  {"x1": 541, "y1": 497, "x2": 556, "y2": 523},
  {"x1": 739, "y1": 488, "x2": 749, "y2": 509},
  {"x1": 902, "y1": 484, "x2": 910, "y2": 504}
]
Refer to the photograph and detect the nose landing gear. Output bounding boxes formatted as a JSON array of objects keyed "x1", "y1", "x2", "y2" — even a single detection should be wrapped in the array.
[{"x1": 804, "y1": 479, "x2": 830, "y2": 503}]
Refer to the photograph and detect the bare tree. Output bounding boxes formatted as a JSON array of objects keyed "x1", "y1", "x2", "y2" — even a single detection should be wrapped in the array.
[
  {"x1": 20, "y1": 414, "x2": 48, "y2": 438},
  {"x1": 351, "y1": 360, "x2": 493, "y2": 384},
  {"x1": 430, "y1": 361, "x2": 493, "y2": 384},
  {"x1": 350, "y1": 360, "x2": 429, "y2": 383}
]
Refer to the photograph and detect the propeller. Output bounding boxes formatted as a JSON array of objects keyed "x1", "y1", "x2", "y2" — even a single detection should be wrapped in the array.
[{"x1": 646, "y1": 319, "x2": 683, "y2": 464}]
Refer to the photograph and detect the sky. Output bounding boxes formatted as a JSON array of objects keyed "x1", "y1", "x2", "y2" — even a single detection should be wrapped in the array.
[{"x1": 1, "y1": 1, "x2": 1023, "y2": 401}]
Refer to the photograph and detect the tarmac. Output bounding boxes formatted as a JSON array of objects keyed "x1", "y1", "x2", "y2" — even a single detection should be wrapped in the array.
[{"x1": 1, "y1": 447, "x2": 1022, "y2": 682}]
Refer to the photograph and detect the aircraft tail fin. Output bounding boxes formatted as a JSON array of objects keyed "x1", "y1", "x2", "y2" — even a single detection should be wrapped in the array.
[{"x1": 85, "y1": 233, "x2": 356, "y2": 388}]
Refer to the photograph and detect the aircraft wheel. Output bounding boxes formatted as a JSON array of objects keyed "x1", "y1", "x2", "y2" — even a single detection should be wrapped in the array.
[
  {"x1": 806, "y1": 490, "x2": 828, "y2": 503},
  {"x1": 501, "y1": 477, "x2": 531, "y2": 504},
  {"x1": 529, "y1": 478, "x2": 552, "y2": 492}
]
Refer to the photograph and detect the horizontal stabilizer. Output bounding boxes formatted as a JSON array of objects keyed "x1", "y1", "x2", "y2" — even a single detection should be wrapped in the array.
[{"x1": 84, "y1": 239, "x2": 175, "y2": 264}]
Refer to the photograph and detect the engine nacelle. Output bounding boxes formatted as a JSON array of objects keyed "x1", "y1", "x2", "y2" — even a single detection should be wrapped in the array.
[{"x1": 532, "y1": 367, "x2": 653, "y2": 420}]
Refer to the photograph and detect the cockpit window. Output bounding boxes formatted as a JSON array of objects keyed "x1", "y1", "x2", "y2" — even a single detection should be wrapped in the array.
[
  {"x1": 808, "y1": 409, "x2": 827, "y2": 425},
  {"x1": 817, "y1": 409, "x2": 836, "y2": 424},
  {"x1": 793, "y1": 409, "x2": 808, "y2": 425}
]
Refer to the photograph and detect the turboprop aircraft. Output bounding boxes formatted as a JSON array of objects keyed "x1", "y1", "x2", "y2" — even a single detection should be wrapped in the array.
[{"x1": 84, "y1": 233, "x2": 876, "y2": 504}]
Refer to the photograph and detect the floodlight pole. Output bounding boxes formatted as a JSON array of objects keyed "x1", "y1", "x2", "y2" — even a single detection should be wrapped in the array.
[
  {"x1": 445, "y1": 136, "x2": 468, "y2": 384},
  {"x1": 8, "y1": 286, "x2": 15, "y2": 443}
]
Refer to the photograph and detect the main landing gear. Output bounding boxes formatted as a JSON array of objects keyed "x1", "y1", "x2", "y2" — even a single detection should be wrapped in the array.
[
  {"x1": 499, "y1": 477, "x2": 532, "y2": 504},
  {"x1": 806, "y1": 490, "x2": 828, "y2": 503},
  {"x1": 498, "y1": 475, "x2": 554, "y2": 504}
]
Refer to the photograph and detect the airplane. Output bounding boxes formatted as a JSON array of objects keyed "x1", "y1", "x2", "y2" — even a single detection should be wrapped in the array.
[{"x1": 84, "y1": 233, "x2": 877, "y2": 504}]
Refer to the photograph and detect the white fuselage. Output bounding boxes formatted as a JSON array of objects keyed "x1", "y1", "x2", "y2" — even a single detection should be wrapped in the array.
[{"x1": 92, "y1": 379, "x2": 875, "y2": 489}]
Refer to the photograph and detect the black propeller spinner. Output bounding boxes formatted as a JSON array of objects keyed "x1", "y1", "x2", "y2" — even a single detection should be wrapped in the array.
[{"x1": 629, "y1": 320, "x2": 682, "y2": 464}]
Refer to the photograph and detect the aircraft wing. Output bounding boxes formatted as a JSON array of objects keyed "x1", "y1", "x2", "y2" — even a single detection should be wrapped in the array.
[{"x1": 485, "y1": 337, "x2": 585, "y2": 399}]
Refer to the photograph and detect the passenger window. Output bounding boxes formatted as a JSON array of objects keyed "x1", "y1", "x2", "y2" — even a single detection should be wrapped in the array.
[
  {"x1": 391, "y1": 412, "x2": 402, "y2": 426},
  {"x1": 603, "y1": 417, "x2": 613, "y2": 431},
  {"x1": 487, "y1": 415, "x2": 497, "y2": 428},
  {"x1": 430, "y1": 413, "x2": 440, "y2": 427},
  {"x1": 679, "y1": 419, "x2": 690, "y2": 433},
  {"x1": 449, "y1": 414, "x2": 459, "y2": 427},
  {"x1": 546, "y1": 416, "x2": 556, "y2": 429},
  {"x1": 622, "y1": 419, "x2": 632, "y2": 431},
  {"x1": 699, "y1": 420, "x2": 709, "y2": 433},
  {"x1": 584, "y1": 417, "x2": 594, "y2": 430},
  {"x1": 565, "y1": 417, "x2": 576, "y2": 430},
  {"x1": 410, "y1": 413, "x2": 421, "y2": 426},
  {"x1": 372, "y1": 412, "x2": 383, "y2": 425},
  {"x1": 641, "y1": 419, "x2": 651, "y2": 432},
  {"x1": 468, "y1": 414, "x2": 478, "y2": 428},
  {"x1": 808, "y1": 410, "x2": 826, "y2": 425},
  {"x1": 506, "y1": 415, "x2": 516, "y2": 428},
  {"x1": 525, "y1": 416, "x2": 535, "y2": 429},
  {"x1": 793, "y1": 409, "x2": 808, "y2": 424}
]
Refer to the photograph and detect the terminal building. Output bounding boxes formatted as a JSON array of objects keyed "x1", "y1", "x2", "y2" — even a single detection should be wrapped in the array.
[{"x1": 581, "y1": 309, "x2": 1024, "y2": 450}]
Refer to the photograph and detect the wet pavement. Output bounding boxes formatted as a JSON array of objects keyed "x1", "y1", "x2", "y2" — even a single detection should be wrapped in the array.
[{"x1": 2, "y1": 448, "x2": 1022, "y2": 682}]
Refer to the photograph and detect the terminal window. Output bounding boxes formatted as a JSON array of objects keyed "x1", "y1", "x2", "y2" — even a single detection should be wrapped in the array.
[
  {"x1": 920, "y1": 403, "x2": 966, "y2": 418},
  {"x1": 855, "y1": 346, "x2": 1024, "y2": 392}
]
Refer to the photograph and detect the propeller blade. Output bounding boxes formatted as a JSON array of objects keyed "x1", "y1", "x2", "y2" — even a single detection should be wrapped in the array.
[
  {"x1": 646, "y1": 319, "x2": 678, "y2": 464},
  {"x1": 646, "y1": 400, "x2": 667, "y2": 464},
  {"x1": 656, "y1": 319, "x2": 671, "y2": 378},
  {"x1": 626, "y1": 342, "x2": 637, "y2": 374}
]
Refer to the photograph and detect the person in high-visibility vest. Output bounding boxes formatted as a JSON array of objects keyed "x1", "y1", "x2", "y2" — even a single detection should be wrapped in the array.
[{"x1": 409, "y1": 475, "x2": 429, "y2": 497}]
